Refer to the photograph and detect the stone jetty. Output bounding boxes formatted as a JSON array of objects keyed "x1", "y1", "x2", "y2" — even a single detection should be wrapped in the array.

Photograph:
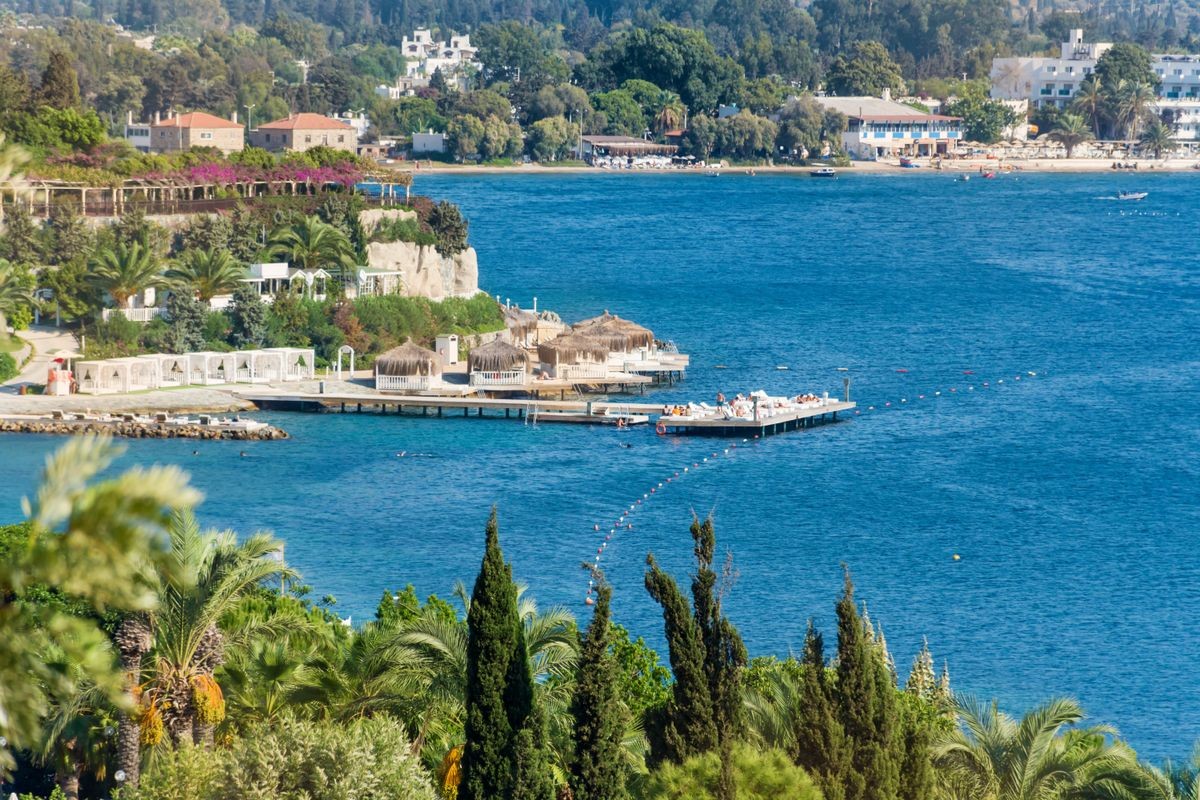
[{"x1": 0, "y1": 417, "x2": 288, "y2": 440}]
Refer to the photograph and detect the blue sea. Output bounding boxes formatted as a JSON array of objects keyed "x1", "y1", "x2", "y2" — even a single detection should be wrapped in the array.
[{"x1": 1, "y1": 171, "x2": 1197, "y2": 759}]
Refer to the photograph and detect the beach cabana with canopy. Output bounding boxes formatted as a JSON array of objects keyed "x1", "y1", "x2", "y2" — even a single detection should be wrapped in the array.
[
  {"x1": 537, "y1": 333, "x2": 611, "y2": 380},
  {"x1": 375, "y1": 340, "x2": 441, "y2": 392},
  {"x1": 188, "y1": 352, "x2": 235, "y2": 385},
  {"x1": 234, "y1": 350, "x2": 285, "y2": 383},
  {"x1": 144, "y1": 354, "x2": 187, "y2": 388},
  {"x1": 504, "y1": 306, "x2": 539, "y2": 346},
  {"x1": 572, "y1": 312, "x2": 655, "y2": 353},
  {"x1": 264, "y1": 347, "x2": 316, "y2": 381},
  {"x1": 76, "y1": 357, "x2": 159, "y2": 394},
  {"x1": 468, "y1": 339, "x2": 529, "y2": 388}
]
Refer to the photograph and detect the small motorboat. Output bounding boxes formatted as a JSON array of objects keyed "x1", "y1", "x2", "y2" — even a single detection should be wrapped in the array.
[
  {"x1": 981, "y1": 171, "x2": 996, "y2": 179},
  {"x1": 899, "y1": 157, "x2": 920, "y2": 168},
  {"x1": 811, "y1": 167, "x2": 838, "y2": 178},
  {"x1": 1118, "y1": 191, "x2": 1148, "y2": 201}
]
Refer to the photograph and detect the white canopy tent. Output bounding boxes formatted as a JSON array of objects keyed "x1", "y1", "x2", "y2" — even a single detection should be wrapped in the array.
[
  {"x1": 264, "y1": 347, "x2": 316, "y2": 381},
  {"x1": 234, "y1": 350, "x2": 285, "y2": 383},
  {"x1": 188, "y1": 352, "x2": 236, "y2": 385},
  {"x1": 140, "y1": 354, "x2": 186, "y2": 387}
]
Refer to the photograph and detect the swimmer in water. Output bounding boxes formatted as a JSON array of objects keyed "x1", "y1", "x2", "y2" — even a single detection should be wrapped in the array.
[
  {"x1": 621, "y1": 443, "x2": 633, "y2": 449},
  {"x1": 192, "y1": 450, "x2": 199, "y2": 456},
  {"x1": 396, "y1": 451, "x2": 406, "y2": 457},
  {"x1": 239, "y1": 451, "x2": 247, "y2": 457}
]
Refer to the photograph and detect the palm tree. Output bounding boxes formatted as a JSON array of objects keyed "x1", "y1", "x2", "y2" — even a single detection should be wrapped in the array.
[
  {"x1": 652, "y1": 91, "x2": 686, "y2": 135},
  {"x1": 87, "y1": 241, "x2": 163, "y2": 310},
  {"x1": 141, "y1": 511, "x2": 293, "y2": 747},
  {"x1": 1142, "y1": 745, "x2": 1200, "y2": 800},
  {"x1": 1048, "y1": 113, "x2": 1095, "y2": 159},
  {"x1": 35, "y1": 661, "x2": 114, "y2": 800},
  {"x1": 1117, "y1": 81, "x2": 1158, "y2": 141},
  {"x1": 0, "y1": 258, "x2": 32, "y2": 336},
  {"x1": 1139, "y1": 117, "x2": 1177, "y2": 159},
  {"x1": 113, "y1": 614, "x2": 152, "y2": 789},
  {"x1": 933, "y1": 695, "x2": 1145, "y2": 800},
  {"x1": 267, "y1": 217, "x2": 357, "y2": 277},
  {"x1": 165, "y1": 250, "x2": 247, "y2": 303},
  {"x1": 1070, "y1": 78, "x2": 1107, "y2": 139}
]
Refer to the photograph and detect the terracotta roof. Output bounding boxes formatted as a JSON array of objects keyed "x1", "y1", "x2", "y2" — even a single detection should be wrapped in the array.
[
  {"x1": 256, "y1": 113, "x2": 354, "y2": 131},
  {"x1": 151, "y1": 112, "x2": 241, "y2": 129}
]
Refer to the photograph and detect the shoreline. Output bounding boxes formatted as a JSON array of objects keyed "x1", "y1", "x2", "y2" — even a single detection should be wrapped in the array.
[{"x1": 400, "y1": 158, "x2": 1200, "y2": 177}]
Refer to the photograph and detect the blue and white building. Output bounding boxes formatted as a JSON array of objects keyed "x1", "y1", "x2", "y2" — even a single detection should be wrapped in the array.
[{"x1": 812, "y1": 92, "x2": 963, "y2": 159}]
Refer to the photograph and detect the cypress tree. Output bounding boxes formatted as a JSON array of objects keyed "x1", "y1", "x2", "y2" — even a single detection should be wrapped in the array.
[
  {"x1": 794, "y1": 621, "x2": 846, "y2": 800},
  {"x1": 645, "y1": 553, "x2": 716, "y2": 764},
  {"x1": 508, "y1": 603, "x2": 554, "y2": 800},
  {"x1": 896, "y1": 705, "x2": 935, "y2": 800},
  {"x1": 37, "y1": 51, "x2": 80, "y2": 109},
  {"x1": 570, "y1": 581, "x2": 629, "y2": 800},
  {"x1": 461, "y1": 509, "x2": 523, "y2": 800},
  {"x1": 835, "y1": 568, "x2": 899, "y2": 800}
]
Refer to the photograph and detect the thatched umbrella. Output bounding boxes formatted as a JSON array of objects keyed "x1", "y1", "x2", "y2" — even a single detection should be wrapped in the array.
[
  {"x1": 375, "y1": 340, "x2": 441, "y2": 376},
  {"x1": 504, "y1": 306, "x2": 539, "y2": 340},
  {"x1": 537, "y1": 333, "x2": 609, "y2": 366},
  {"x1": 468, "y1": 339, "x2": 529, "y2": 373},
  {"x1": 573, "y1": 312, "x2": 654, "y2": 352}
]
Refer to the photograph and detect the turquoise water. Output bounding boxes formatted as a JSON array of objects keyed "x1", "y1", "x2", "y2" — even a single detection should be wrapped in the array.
[{"x1": 2, "y1": 172, "x2": 1198, "y2": 758}]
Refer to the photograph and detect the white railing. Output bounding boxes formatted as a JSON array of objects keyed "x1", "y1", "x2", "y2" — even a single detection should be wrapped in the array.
[
  {"x1": 376, "y1": 374, "x2": 432, "y2": 392},
  {"x1": 470, "y1": 370, "x2": 526, "y2": 387},
  {"x1": 103, "y1": 307, "x2": 162, "y2": 323},
  {"x1": 559, "y1": 364, "x2": 609, "y2": 381}
]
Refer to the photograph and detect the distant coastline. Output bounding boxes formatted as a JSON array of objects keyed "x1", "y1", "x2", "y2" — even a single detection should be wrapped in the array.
[{"x1": 401, "y1": 158, "x2": 1200, "y2": 176}]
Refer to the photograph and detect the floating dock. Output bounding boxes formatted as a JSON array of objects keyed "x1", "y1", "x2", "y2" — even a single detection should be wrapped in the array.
[{"x1": 655, "y1": 400, "x2": 855, "y2": 437}]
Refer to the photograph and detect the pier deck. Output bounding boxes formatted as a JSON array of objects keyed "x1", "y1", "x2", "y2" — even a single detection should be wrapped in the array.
[
  {"x1": 656, "y1": 400, "x2": 855, "y2": 437},
  {"x1": 239, "y1": 389, "x2": 853, "y2": 437}
]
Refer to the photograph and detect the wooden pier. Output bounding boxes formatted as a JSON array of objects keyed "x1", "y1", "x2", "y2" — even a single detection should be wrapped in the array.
[{"x1": 238, "y1": 389, "x2": 853, "y2": 437}]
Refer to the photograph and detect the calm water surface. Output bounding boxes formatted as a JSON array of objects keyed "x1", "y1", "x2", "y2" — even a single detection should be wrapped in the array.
[{"x1": 1, "y1": 171, "x2": 1197, "y2": 758}]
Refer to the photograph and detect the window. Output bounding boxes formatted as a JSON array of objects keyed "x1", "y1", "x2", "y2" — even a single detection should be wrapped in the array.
[
  {"x1": 338, "y1": 135, "x2": 344, "y2": 143},
  {"x1": 200, "y1": 132, "x2": 213, "y2": 140},
  {"x1": 265, "y1": 133, "x2": 271, "y2": 142},
  {"x1": 305, "y1": 135, "x2": 312, "y2": 143},
  {"x1": 1066, "y1": 66, "x2": 1074, "y2": 74},
  {"x1": 1047, "y1": 65, "x2": 1057, "y2": 73}
]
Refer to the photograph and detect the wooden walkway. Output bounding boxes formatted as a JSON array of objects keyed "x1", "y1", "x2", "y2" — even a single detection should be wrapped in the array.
[{"x1": 239, "y1": 389, "x2": 853, "y2": 436}]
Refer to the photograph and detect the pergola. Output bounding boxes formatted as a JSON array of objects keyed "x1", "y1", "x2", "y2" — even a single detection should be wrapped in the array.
[
  {"x1": 264, "y1": 347, "x2": 316, "y2": 381},
  {"x1": 188, "y1": 352, "x2": 236, "y2": 385},
  {"x1": 234, "y1": 350, "x2": 286, "y2": 383},
  {"x1": 289, "y1": 268, "x2": 333, "y2": 300}
]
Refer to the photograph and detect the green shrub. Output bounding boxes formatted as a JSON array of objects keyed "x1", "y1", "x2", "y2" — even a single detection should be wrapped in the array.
[
  {"x1": 132, "y1": 718, "x2": 437, "y2": 800},
  {"x1": 0, "y1": 351, "x2": 16, "y2": 381},
  {"x1": 636, "y1": 745, "x2": 823, "y2": 800},
  {"x1": 368, "y1": 216, "x2": 437, "y2": 247}
]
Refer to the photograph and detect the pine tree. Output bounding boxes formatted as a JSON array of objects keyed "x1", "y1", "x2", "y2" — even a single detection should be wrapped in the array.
[
  {"x1": 0, "y1": 204, "x2": 42, "y2": 266},
  {"x1": 37, "y1": 51, "x2": 81, "y2": 109},
  {"x1": 645, "y1": 552, "x2": 716, "y2": 764},
  {"x1": 794, "y1": 621, "x2": 846, "y2": 800},
  {"x1": 461, "y1": 509, "x2": 523, "y2": 800},
  {"x1": 570, "y1": 581, "x2": 629, "y2": 800},
  {"x1": 835, "y1": 568, "x2": 899, "y2": 800}
]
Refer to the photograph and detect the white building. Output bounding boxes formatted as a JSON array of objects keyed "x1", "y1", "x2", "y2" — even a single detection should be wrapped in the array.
[
  {"x1": 991, "y1": 28, "x2": 1200, "y2": 141},
  {"x1": 811, "y1": 92, "x2": 963, "y2": 159},
  {"x1": 411, "y1": 131, "x2": 447, "y2": 154},
  {"x1": 378, "y1": 28, "x2": 479, "y2": 95}
]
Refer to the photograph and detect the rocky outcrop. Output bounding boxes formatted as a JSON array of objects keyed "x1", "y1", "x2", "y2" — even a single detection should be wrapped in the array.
[{"x1": 360, "y1": 209, "x2": 479, "y2": 301}]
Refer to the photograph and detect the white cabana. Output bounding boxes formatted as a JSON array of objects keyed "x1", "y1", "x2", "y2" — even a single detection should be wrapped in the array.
[
  {"x1": 264, "y1": 347, "x2": 316, "y2": 381},
  {"x1": 188, "y1": 351, "x2": 236, "y2": 385},
  {"x1": 234, "y1": 350, "x2": 285, "y2": 383},
  {"x1": 151, "y1": 353, "x2": 190, "y2": 387},
  {"x1": 76, "y1": 357, "x2": 159, "y2": 394}
]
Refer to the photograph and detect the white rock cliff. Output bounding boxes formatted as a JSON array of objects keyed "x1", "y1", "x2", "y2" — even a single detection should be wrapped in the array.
[{"x1": 359, "y1": 209, "x2": 479, "y2": 301}]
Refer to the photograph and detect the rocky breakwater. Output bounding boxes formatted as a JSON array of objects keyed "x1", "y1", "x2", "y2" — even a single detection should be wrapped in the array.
[
  {"x1": 360, "y1": 209, "x2": 479, "y2": 300},
  {"x1": 0, "y1": 417, "x2": 288, "y2": 440}
]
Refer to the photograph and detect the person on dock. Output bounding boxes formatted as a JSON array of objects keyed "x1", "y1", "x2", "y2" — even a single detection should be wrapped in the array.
[{"x1": 716, "y1": 392, "x2": 726, "y2": 407}]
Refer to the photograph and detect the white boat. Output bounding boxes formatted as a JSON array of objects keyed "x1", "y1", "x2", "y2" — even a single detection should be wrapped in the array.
[
  {"x1": 1118, "y1": 191, "x2": 1148, "y2": 201},
  {"x1": 811, "y1": 167, "x2": 838, "y2": 178}
]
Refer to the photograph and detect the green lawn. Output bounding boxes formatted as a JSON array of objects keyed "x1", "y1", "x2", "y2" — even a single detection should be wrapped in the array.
[{"x1": 0, "y1": 334, "x2": 24, "y2": 353}]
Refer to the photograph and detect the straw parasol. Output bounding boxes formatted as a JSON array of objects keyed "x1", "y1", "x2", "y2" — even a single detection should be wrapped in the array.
[
  {"x1": 375, "y1": 340, "x2": 441, "y2": 376},
  {"x1": 503, "y1": 306, "x2": 539, "y2": 339},
  {"x1": 468, "y1": 339, "x2": 529, "y2": 373},
  {"x1": 572, "y1": 311, "x2": 654, "y2": 351},
  {"x1": 537, "y1": 332, "x2": 610, "y2": 366}
]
